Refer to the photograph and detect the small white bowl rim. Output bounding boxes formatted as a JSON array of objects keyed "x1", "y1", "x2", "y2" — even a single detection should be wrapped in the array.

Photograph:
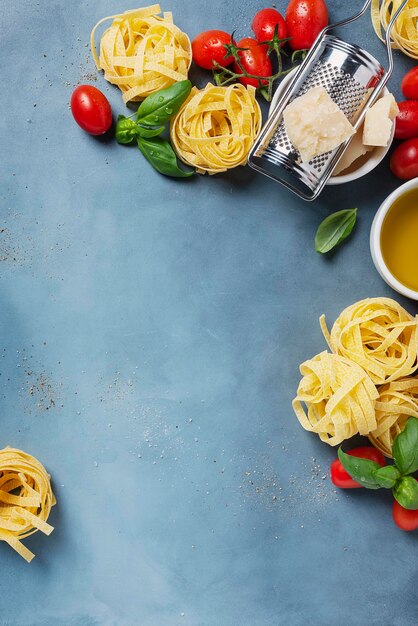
[
  {"x1": 269, "y1": 69, "x2": 393, "y2": 185},
  {"x1": 370, "y1": 178, "x2": 418, "y2": 301}
]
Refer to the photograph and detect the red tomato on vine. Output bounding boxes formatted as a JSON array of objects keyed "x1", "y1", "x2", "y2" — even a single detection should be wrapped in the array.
[
  {"x1": 192, "y1": 30, "x2": 233, "y2": 70},
  {"x1": 252, "y1": 8, "x2": 288, "y2": 47},
  {"x1": 233, "y1": 37, "x2": 273, "y2": 88},
  {"x1": 286, "y1": 0, "x2": 329, "y2": 50}
]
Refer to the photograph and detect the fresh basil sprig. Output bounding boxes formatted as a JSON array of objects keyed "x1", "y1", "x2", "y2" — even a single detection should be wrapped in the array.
[
  {"x1": 137, "y1": 137, "x2": 194, "y2": 178},
  {"x1": 115, "y1": 115, "x2": 165, "y2": 143},
  {"x1": 136, "y1": 80, "x2": 192, "y2": 127},
  {"x1": 315, "y1": 208, "x2": 357, "y2": 254},
  {"x1": 337, "y1": 449, "x2": 382, "y2": 489},
  {"x1": 137, "y1": 124, "x2": 165, "y2": 139},
  {"x1": 393, "y1": 476, "x2": 418, "y2": 510},
  {"x1": 392, "y1": 416, "x2": 418, "y2": 475},
  {"x1": 338, "y1": 417, "x2": 418, "y2": 510},
  {"x1": 115, "y1": 80, "x2": 194, "y2": 178},
  {"x1": 115, "y1": 116, "x2": 140, "y2": 144},
  {"x1": 374, "y1": 465, "x2": 400, "y2": 489}
]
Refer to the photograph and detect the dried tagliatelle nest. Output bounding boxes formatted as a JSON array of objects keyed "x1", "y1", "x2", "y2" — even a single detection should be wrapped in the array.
[
  {"x1": 170, "y1": 83, "x2": 262, "y2": 174},
  {"x1": 320, "y1": 297, "x2": 418, "y2": 385},
  {"x1": 292, "y1": 351, "x2": 379, "y2": 446},
  {"x1": 371, "y1": 0, "x2": 418, "y2": 60},
  {"x1": 0, "y1": 447, "x2": 55, "y2": 562},
  {"x1": 91, "y1": 4, "x2": 192, "y2": 103},
  {"x1": 369, "y1": 377, "x2": 418, "y2": 457}
]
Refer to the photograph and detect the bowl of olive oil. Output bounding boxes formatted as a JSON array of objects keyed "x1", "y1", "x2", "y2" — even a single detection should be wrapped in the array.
[{"x1": 371, "y1": 179, "x2": 418, "y2": 300}]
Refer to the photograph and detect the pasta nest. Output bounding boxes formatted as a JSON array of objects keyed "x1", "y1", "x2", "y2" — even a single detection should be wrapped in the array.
[
  {"x1": 0, "y1": 448, "x2": 55, "y2": 562},
  {"x1": 292, "y1": 351, "x2": 379, "y2": 446},
  {"x1": 371, "y1": 0, "x2": 418, "y2": 60},
  {"x1": 320, "y1": 297, "x2": 418, "y2": 385},
  {"x1": 369, "y1": 377, "x2": 418, "y2": 457},
  {"x1": 91, "y1": 4, "x2": 192, "y2": 104},
  {"x1": 170, "y1": 83, "x2": 262, "y2": 174}
]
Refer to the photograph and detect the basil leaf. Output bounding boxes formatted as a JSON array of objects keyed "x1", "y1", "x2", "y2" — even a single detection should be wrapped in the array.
[
  {"x1": 137, "y1": 136, "x2": 194, "y2": 178},
  {"x1": 115, "y1": 115, "x2": 140, "y2": 144},
  {"x1": 338, "y1": 448, "x2": 382, "y2": 489},
  {"x1": 136, "y1": 80, "x2": 192, "y2": 127},
  {"x1": 315, "y1": 208, "x2": 357, "y2": 254},
  {"x1": 137, "y1": 124, "x2": 165, "y2": 139},
  {"x1": 393, "y1": 476, "x2": 418, "y2": 510},
  {"x1": 392, "y1": 417, "x2": 418, "y2": 475},
  {"x1": 373, "y1": 465, "x2": 400, "y2": 489}
]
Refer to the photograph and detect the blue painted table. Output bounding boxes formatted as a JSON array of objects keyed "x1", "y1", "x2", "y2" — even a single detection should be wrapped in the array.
[{"x1": 1, "y1": 1, "x2": 417, "y2": 624}]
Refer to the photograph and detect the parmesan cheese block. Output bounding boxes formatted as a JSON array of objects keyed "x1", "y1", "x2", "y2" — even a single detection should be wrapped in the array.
[
  {"x1": 363, "y1": 94, "x2": 399, "y2": 147},
  {"x1": 333, "y1": 123, "x2": 373, "y2": 176},
  {"x1": 283, "y1": 87, "x2": 355, "y2": 163}
]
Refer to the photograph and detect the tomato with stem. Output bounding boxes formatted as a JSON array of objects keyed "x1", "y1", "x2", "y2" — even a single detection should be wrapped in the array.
[
  {"x1": 192, "y1": 30, "x2": 233, "y2": 70},
  {"x1": 252, "y1": 8, "x2": 288, "y2": 47},
  {"x1": 286, "y1": 0, "x2": 328, "y2": 50},
  {"x1": 233, "y1": 37, "x2": 273, "y2": 88}
]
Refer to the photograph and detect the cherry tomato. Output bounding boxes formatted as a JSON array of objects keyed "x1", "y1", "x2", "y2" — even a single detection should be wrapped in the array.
[
  {"x1": 395, "y1": 101, "x2": 418, "y2": 140},
  {"x1": 390, "y1": 138, "x2": 418, "y2": 180},
  {"x1": 393, "y1": 480, "x2": 418, "y2": 531},
  {"x1": 233, "y1": 37, "x2": 273, "y2": 88},
  {"x1": 401, "y1": 67, "x2": 418, "y2": 100},
  {"x1": 192, "y1": 30, "x2": 233, "y2": 70},
  {"x1": 330, "y1": 447, "x2": 386, "y2": 489},
  {"x1": 286, "y1": 0, "x2": 329, "y2": 51},
  {"x1": 70, "y1": 85, "x2": 112, "y2": 135},
  {"x1": 252, "y1": 8, "x2": 288, "y2": 47}
]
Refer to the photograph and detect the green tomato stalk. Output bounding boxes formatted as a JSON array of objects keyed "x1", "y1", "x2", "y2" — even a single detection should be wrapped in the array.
[{"x1": 212, "y1": 28, "x2": 307, "y2": 102}]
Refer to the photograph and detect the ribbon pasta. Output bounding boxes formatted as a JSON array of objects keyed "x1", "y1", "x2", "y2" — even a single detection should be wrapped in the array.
[
  {"x1": 294, "y1": 299, "x2": 418, "y2": 450},
  {"x1": 371, "y1": 0, "x2": 418, "y2": 60},
  {"x1": 369, "y1": 377, "x2": 418, "y2": 457},
  {"x1": 91, "y1": 5, "x2": 192, "y2": 103},
  {"x1": 0, "y1": 448, "x2": 55, "y2": 562},
  {"x1": 320, "y1": 298, "x2": 418, "y2": 385},
  {"x1": 292, "y1": 352, "x2": 379, "y2": 446},
  {"x1": 170, "y1": 83, "x2": 262, "y2": 174}
]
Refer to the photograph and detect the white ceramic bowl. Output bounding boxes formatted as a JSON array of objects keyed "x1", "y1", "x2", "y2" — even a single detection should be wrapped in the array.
[
  {"x1": 370, "y1": 178, "x2": 418, "y2": 301},
  {"x1": 269, "y1": 69, "x2": 394, "y2": 185}
]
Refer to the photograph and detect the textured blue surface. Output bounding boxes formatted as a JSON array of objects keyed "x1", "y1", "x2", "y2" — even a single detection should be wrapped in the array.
[{"x1": 1, "y1": 1, "x2": 418, "y2": 624}]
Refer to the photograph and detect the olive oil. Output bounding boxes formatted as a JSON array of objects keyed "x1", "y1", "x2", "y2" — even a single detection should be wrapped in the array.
[{"x1": 381, "y1": 188, "x2": 418, "y2": 292}]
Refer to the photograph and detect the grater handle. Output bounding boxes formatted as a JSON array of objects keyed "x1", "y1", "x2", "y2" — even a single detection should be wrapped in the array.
[
  {"x1": 383, "y1": 0, "x2": 409, "y2": 79},
  {"x1": 321, "y1": 0, "x2": 374, "y2": 33},
  {"x1": 355, "y1": 0, "x2": 409, "y2": 110},
  {"x1": 323, "y1": 0, "x2": 409, "y2": 81}
]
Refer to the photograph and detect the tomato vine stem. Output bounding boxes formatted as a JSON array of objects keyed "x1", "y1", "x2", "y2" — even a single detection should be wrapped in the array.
[{"x1": 212, "y1": 28, "x2": 308, "y2": 102}]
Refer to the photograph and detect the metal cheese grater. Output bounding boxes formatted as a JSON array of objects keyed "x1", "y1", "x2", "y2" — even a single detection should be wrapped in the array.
[{"x1": 248, "y1": 0, "x2": 408, "y2": 201}]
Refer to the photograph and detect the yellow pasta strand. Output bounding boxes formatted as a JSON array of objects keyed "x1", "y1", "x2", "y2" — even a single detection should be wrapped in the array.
[
  {"x1": 292, "y1": 352, "x2": 379, "y2": 446},
  {"x1": 170, "y1": 83, "x2": 262, "y2": 174},
  {"x1": 371, "y1": 0, "x2": 418, "y2": 59},
  {"x1": 369, "y1": 377, "x2": 418, "y2": 457},
  {"x1": 0, "y1": 448, "x2": 55, "y2": 562},
  {"x1": 91, "y1": 5, "x2": 192, "y2": 103},
  {"x1": 321, "y1": 297, "x2": 418, "y2": 385}
]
